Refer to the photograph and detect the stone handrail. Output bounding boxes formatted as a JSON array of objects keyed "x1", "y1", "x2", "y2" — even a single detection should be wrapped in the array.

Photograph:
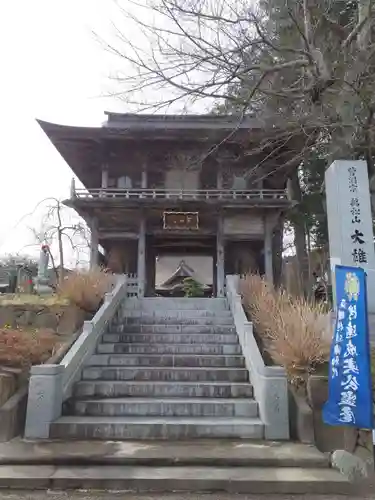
[
  {"x1": 226, "y1": 275, "x2": 289, "y2": 440},
  {"x1": 61, "y1": 276, "x2": 127, "y2": 398},
  {"x1": 24, "y1": 276, "x2": 128, "y2": 439}
]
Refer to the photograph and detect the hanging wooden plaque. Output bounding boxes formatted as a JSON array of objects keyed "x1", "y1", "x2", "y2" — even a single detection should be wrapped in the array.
[{"x1": 163, "y1": 211, "x2": 199, "y2": 230}]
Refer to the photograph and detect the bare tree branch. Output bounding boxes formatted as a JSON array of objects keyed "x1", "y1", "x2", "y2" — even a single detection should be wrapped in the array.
[{"x1": 28, "y1": 198, "x2": 90, "y2": 280}]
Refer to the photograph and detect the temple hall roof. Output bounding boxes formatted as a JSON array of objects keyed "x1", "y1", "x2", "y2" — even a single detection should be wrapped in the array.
[{"x1": 36, "y1": 112, "x2": 278, "y2": 188}]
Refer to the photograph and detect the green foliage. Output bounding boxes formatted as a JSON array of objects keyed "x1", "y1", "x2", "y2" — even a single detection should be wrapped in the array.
[
  {"x1": 288, "y1": 152, "x2": 328, "y2": 249},
  {"x1": 215, "y1": 0, "x2": 369, "y2": 257},
  {"x1": 183, "y1": 277, "x2": 205, "y2": 298},
  {"x1": 215, "y1": 1, "x2": 356, "y2": 252}
]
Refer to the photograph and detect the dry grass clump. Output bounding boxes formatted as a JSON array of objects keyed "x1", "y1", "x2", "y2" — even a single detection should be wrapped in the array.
[
  {"x1": 0, "y1": 327, "x2": 60, "y2": 368},
  {"x1": 240, "y1": 274, "x2": 331, "y2": 382},
  {"x1": 58, "y1": 268, "x2": 115, "y2": 313}
]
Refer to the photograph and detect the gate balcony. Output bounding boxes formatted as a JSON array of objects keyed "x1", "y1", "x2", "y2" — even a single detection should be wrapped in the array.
[{"x1": 70, "y1": 187, "x2": 290, "y2": 208}]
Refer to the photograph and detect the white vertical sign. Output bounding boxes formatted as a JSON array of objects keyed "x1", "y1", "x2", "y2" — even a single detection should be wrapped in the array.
[{"x1": 325, "y1": 160, "x2": 375, "y2": 312}]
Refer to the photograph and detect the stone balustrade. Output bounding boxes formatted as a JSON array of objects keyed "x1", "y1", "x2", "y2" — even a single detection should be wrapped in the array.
[
  {"x1": 226, "y1": 275, "x2": 289, "y2": 440},
  {"x1": 24, "y1": 276, "x2": 129, "y2": 439}
]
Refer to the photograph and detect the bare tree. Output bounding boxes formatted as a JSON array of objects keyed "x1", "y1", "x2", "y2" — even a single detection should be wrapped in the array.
[
  {"x1": 100, "y1": 0, "x2": 374, "y2": 293},
  {"x1": 101, "y1": 0, "x2": 374, "y2": 162},
  {"x1": 30, "y1": 198, "x2": 90, "y2": 285}
]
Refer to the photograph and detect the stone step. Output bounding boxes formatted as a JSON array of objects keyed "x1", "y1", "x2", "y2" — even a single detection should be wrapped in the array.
[
  {"x1": 87, "y1": 354, "x2": 246, "y2": 368},
  {"x1": 50, "y1": 416, "x2": 264, "y2": 440},
  {"x1": 82, "y1": 366, "x2": 249, "y2": 383},
  {"x1": 72, "y1": 397, "x2": 258, "y2": 417},
  {"x1": 102, "y1": 332, "x2": 239, "y2": 345},
  {"x1": 97, "y1": 343, "x2": 241, "y2": 355},
  {"x1": 122, "y1": 316, "x2": 234, "y2": 325},
  {"x1": 74, "y1": 380, "x2": 253, "y2": 398},
  {"x1": 125, "y1": 297, "x2": 229, "y2": 310},
  {"x1": 0, "y1": 465, "x2": 353, "y2": 494},
  {"x1": 112, "y1": 324, "x2": 236, "y2": 334},
  {"x1": 122, "y1": 309, "x2": 232, "y2": 319},
  {"x1": 0, "y1": 440, "x2": 331, "y2": 469}
]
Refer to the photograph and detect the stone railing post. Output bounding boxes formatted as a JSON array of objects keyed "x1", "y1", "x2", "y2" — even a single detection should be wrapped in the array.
[{"x1": 24, "y1": 364, "x2": 64, "y2": 439}]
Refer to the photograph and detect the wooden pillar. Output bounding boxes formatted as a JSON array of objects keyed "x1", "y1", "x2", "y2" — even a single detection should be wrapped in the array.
[
  {"x1": 90, "y1": 218, "x2": 99, "y2": 269},
  {"x1": 216, "y1": 215, "x2": 225, "y2": 297},
  {"x1": 217, "y1": 165, "x2": 223, "y2": 189},
  {"x1": 145, "y1": 243, "x2": 156, "y2": 296},
  {"x1": 137, "y1": 216, "x2": 146, "y2": 297},
  {"x1": 141, "y1": 165, "x2": 148, "y2": 189},
  {"x1": 212, "y1": 249, "x2": 217, "y2": 297},
  {"x1": 264, "y1": 215, "x2": 273, "y2": 284},
  {"x1": 101, "y1": 168, "x2": 108, "y2": 189},
  {"x1": 100, "y1": 167, "x2": 108, "y2": 198},
  {"x1": 70, "y1": 177, "x2": 76, "y2": 199}
]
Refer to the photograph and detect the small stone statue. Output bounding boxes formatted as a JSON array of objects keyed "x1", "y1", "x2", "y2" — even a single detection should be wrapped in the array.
[{"x1": 34, "y1": 244, "x2": 53, "y2": 295}]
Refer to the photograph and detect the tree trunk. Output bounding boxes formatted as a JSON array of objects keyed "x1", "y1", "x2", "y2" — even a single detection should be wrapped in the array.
[
  {"x1": 358, "y1": 0, "x2": 372, "y2": 50},
  {"x1": 47, "y1": 247, "x2": 59, "y2": 284},
  {"x1": 272, "y1": 217, "x2": 284, "y2": 288},
  {"x1": 56, "y1": 202, "x2": 65, "y2": 287},
  {"x1": 57, "y1": 229, "x2": 64, "y2": 286},
  {"x1": 288, "y1": 174, "x2": 309, "y2": 296}
]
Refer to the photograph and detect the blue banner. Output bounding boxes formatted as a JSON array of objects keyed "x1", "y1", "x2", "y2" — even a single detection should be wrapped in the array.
[{"x1": 323, "y1": 265, "x2": 373, "y2": 429}]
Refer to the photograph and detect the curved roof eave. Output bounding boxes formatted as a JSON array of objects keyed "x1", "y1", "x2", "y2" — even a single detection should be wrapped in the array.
[
  {"x1": 103, "y1": 111, "x2": 263, "y2": 131},
  {"x1": 37, "y1": 119, "x2": 104, "y2": 140}
]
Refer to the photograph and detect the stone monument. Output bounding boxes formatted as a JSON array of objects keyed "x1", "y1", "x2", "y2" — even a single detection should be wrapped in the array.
[
  {"x1": 34, "y1": 244, "x2": 53, "y2": 295},
  {"x1": 325, "y1": 160, "x2": 375, "y2": 312}
]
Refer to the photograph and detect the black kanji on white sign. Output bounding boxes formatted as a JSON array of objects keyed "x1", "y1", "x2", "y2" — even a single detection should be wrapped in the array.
[
  {"x1": 351, "y1": 229, "x2": 365, "y2": 245},
  {"x1": 352, "y1": 248, "x2": 368, "y2": 264},
  {"x1": 350, "y1": 197, "x2": 361, "y2": 224},
  {"x1": 348, "y1": 167, "x2": 358, "y2": 193}
]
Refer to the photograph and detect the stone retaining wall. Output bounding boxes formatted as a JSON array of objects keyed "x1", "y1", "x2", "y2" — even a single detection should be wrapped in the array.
[
  {"x1": 0, "y1": 304, "x2": 86, "y2": 335},
  {"x1": 0, "y1": 302, "x2": 87, "y2": 442},
  {"x1": 0, "y1": 372, "x2": 17, "y2": 407},
  {"x1": 0, "y1": 330, "x2": 83, "y2": 443},
  {"x1": 0, "y1": 369, "x2": 26, "y2": 442}
]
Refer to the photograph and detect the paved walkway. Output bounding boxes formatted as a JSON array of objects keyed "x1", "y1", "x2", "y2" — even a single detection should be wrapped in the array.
[
  {"x1": 0, "y1": 493, "x2": 373, "y2": 500},
  {"x1": 0, "y1": 439, "x2": 370, "y2": 495},
  {"x1": 0, "y1": 439, "x2": 329, "y2": 467}
]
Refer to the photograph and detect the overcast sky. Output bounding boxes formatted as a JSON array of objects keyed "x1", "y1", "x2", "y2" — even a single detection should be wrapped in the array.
[
  {"x1": 0, "y1": 0, "x2": 128, "y2": 264},
  {"x1": 0, "y1": 1, "x2": 281, "y2": 265}
]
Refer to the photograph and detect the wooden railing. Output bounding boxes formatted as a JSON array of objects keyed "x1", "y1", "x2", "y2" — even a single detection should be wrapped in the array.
[{"x1": 72, "y1": 187, "x2": 288, "y2": 201}]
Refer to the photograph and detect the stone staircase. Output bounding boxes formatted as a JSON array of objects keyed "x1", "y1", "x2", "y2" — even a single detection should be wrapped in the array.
[
  {"x1": 20, "y1": 294, "x2": 355, "y2": 494},
  {"x1": 50, "y1": 297, "x2": 264, "y2": 440},
  {"x1": 0, "y1": 440, "x2": 356, "y2": 494}
]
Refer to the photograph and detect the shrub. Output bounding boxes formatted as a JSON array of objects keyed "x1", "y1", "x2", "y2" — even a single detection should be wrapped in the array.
[
  {"x1": 0, "y1": 327, "x2": 59, "y2": 368},
  {"x1": 58, "y1": 268, "x2": 115, "y2": 313},
  {"x1": 183, "y1": 277, "x2": 204, "y2": 297},
  {"x1": 240, "y1": 274, "x2": 331, "y2": 384}
]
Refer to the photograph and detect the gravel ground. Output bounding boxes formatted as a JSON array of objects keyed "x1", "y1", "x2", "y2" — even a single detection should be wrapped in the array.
[{"x1": 0, "y1": 492, "x2": 373, "y2": 500}]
